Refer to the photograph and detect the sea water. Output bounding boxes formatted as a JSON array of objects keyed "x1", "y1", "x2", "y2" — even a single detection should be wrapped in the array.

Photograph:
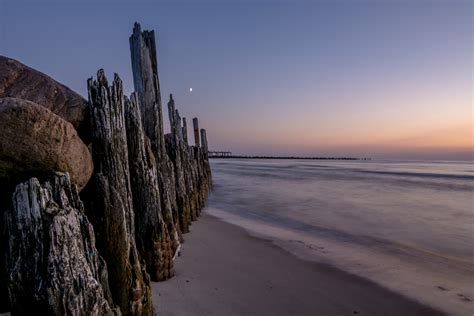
[{"x1": 205, "y1": 159, "x2": 474, "y2": 315}]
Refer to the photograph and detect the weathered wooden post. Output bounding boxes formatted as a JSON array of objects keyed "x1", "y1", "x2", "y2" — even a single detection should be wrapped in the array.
[
  {"x1": 124, "y1": 92, "x2": 174, "y2": 281},
  {"x1": 129, "y1": 22, "x2": 166, "y2": 161},
  {"x1": 200, "y1": 128, "x2": 208, "y2": 154},
  {"x1": 130, "y1": 22, "x2": 182, "y2": 253},
  {"x1": 175, "y1": 109, "x2": 183, "y2": 142},
  {"x1": 88, "y1": 70, "x2": 152, "y2": 315},
  {"x1": 182, "y1": 117, "x2": 188, "y2": 146},
  {"x1": 167, "y1": 94, "x2": 176, "y2": 145},
  {"x1": 167, "y1": 94, "x2": 192, "y2": 233},
  {"x1": 193, "y1": 117, "x2": 200, "y2": 147},
  {"x1": 4, "y1": 173, "x2": 116, "y2": 315}
]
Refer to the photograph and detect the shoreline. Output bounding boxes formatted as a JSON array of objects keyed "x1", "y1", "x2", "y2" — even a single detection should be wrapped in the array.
[
  {"x1": 153, "y1": 212, "x2": 443, "y2": 316},
  {"x1": 205, "y1": 205, "x2": 474, "y2": 316}
]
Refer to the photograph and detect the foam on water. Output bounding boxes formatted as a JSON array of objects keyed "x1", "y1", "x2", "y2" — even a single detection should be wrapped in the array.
[{"x1": 206, "y1": 159, "x2": 474, "y2": 315}]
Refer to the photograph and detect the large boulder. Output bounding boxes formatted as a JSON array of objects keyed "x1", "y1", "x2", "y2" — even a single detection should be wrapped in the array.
[
  {"x1": 0, "y1": 55, "x2": 90, "y2": 141},
  {"x1": 0, "y1": 97, "x2": 93, "y2": 191}
]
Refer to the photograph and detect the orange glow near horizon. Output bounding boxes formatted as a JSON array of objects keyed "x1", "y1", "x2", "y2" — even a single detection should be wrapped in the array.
[{"x1": 205, "y1": 86, "x2": 473, "y2": 159}]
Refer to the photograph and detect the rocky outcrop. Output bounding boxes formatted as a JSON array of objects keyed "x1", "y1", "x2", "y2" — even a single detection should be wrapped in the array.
[
  {"x1": 87, "y1": 70, "x2": 152, "y2": 315},
  {"x1": 0, "y1": 97, "x2": 93, "y2": 191},
  {"x1": 3, "y1": 172, "x2": 117, "y2": 316},
  {"x1": 0, "y1": 56, "x2": 90, "y2": 141}
]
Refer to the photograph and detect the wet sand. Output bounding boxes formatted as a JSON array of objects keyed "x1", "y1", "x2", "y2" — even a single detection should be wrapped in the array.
[{"x1": 153, "y1": 213, "x2": 443, "y2": 316}]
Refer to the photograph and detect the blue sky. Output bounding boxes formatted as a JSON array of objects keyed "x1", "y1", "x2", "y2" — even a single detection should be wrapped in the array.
[{"x1": 1, "y1": 0, "x2": 472, "y2": 160}]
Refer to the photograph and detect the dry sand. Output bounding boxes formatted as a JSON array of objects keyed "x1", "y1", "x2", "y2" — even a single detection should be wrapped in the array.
[{"x1": 153, "y1": 213, "x2": 443, "y2": 316}]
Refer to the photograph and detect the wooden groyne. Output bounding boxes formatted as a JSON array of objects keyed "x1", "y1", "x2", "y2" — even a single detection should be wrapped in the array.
[{"x1": 0, "y1": 22, "x2": 212, "y2": 315}]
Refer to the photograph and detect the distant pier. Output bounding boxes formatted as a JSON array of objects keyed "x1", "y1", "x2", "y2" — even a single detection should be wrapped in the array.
[
  {"x1": 208, "y1": 151, "x2": 369, "y2": 160},
  {"x1": 209, "y1": 151, "x2": 233, "y2": 158}
]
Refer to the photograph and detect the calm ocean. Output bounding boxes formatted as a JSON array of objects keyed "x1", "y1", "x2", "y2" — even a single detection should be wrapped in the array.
[{"x1": 205, "y1": 159, "x2": 474, "y2": 315}]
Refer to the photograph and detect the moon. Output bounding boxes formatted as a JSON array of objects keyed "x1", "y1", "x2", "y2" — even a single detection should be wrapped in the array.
[{"x1": 189, "y1": 88, "x2": 193, "y2": 92}]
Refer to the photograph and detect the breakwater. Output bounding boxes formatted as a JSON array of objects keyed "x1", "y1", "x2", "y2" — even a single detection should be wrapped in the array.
[
  {"x1": 0, "y1": 22, "x2": 212, "y2": 315},
  {"x1": 209, "y1": 155, "x2": 367, "y2": 160}
]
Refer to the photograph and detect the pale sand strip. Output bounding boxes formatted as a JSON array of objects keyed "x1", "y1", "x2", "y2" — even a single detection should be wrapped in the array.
[{"x1": 153, "y1": 213, "x2": 443, "y2": 316}]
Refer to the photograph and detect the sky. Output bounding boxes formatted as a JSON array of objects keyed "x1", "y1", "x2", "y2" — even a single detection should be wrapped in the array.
[{"x1": 0, "y1": 0, "x2": 472, "y2": 160}]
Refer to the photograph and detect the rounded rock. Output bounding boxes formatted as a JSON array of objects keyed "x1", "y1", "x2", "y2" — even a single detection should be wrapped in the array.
[
  {"x1": 0, "y1": 55, "x2": 90, "y2": 142},
  {"x1": 0, "y1": 97, "x2": 93, "y2": 190}
]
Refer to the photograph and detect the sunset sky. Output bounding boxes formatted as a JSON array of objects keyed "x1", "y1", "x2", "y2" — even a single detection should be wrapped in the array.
[{"x1": 1, "y1": 0, "x2": 472, "y2": 160}]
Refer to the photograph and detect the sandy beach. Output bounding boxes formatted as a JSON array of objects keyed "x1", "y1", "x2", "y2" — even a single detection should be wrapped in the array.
[{"x1": 153, "y1": 213, "x2": 443, "y2": 316}]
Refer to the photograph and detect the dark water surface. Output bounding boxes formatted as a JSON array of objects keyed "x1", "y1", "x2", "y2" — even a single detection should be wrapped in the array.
[{"x1": 206, "y1": 159, "x2": 474, "y2": 315}]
